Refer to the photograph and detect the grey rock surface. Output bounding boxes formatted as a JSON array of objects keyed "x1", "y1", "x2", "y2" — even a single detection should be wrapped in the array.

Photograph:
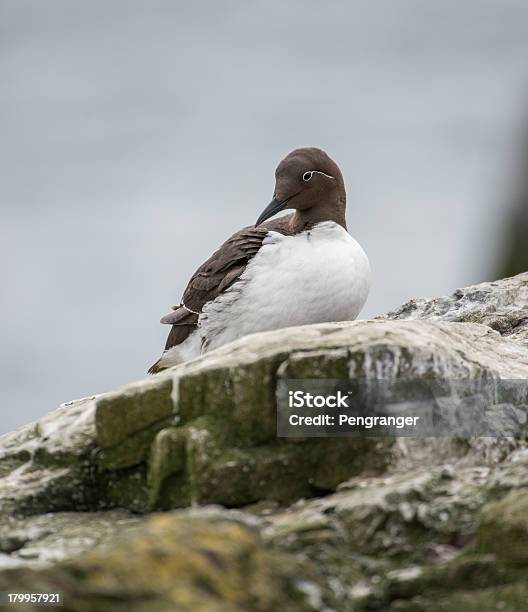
[
  {"x1": 381, "y1": 271, "x2": 528, "y2": 344},
  {"x1": 0, "y1": 272, "x2": 527, "y2": 611}
]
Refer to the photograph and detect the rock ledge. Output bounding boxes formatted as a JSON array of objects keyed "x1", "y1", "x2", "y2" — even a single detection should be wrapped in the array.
[{"x1": 1, "y1": 272, "x2": 527, "y2": 611}]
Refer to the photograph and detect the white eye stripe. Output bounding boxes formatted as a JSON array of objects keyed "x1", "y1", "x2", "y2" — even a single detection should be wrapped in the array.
[{"x1": 302, "y1": 170, "x2": 335, "y2": 182}]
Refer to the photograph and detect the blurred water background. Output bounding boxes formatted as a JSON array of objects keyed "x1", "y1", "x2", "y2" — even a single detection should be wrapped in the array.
[{"x1": 1, "y1": 0, "x2": 528, "y2": 432}]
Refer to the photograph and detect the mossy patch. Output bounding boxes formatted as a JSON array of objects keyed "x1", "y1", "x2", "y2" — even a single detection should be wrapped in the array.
[
  {"x1": 95, "y1": 378, "x2": 173, "y2": 449},
  {"x1": 476, "y1": 489, "x2": 528, "y2": 566},
  {"x1": 0, "y1": 514, "x2": 323, "y2": 612},
  {"x1": 98, "y1": 416, "x2": 173, "y2": 471}
]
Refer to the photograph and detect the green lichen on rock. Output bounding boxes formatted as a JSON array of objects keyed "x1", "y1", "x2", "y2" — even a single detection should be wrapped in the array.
[
  {"x1": 147, "y1": 416, "x2": 392, "y2": 510},
  {"x1": 277, "y1": 347, "x2": 350, "y2": 379},
  {"x1": 95, "y1": 377, "x2": 174, "y2": 449},
  {"x1": 476, "y1": 489, "x2": 528, "y2": 566},
  {"x1": 176, "y1": 349, "x2": 288, "y2": 445},
  {"x1": 98, "y1": 416, "x2": 173, "y2": 471},
  {"x1": 97, "y1": 464, "x2": 150, "y2": 513},
  {"x1": 148, "y1": 426, "x2": 187, "y2": 507},
  {"x1": 0, "y1": 513, "x2": 323, "y2": 612}
]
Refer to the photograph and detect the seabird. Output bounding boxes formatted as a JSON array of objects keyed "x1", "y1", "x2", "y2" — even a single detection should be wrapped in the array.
[{"x1": 149, "y1": 147, "x2": 371, "y2": 373}]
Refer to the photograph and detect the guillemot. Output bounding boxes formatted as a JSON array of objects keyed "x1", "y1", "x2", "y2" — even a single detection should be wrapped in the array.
[{"x1": 149, "y1": 147, "x2": 371, "y2": 373}]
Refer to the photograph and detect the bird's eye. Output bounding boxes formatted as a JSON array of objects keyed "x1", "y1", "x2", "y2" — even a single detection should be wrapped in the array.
[{"x1": 302, "y1": 171, "x2": 313, "y2": 182}]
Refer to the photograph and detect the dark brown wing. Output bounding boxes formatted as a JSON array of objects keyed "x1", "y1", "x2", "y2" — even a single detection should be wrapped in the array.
[
  {"x1": 181, "y1": 227, "x2": 268, "y2": 313},
  {"x1": 160, "y1": 215, "x2": 293, "y2": 353}
]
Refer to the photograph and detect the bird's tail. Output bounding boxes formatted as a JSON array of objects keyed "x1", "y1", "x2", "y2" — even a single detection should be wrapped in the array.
[
  {"x1": 147, "y1": 358, "x2": 165, "y2": 375},
  {"x1": 148, "y1": 348, "x2": 185, "y2": 375}
]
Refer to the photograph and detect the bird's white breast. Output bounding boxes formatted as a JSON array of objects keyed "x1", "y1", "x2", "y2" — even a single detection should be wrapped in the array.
[{"x1": 200, "y1": 221, "x2": 371, "y2": 351}]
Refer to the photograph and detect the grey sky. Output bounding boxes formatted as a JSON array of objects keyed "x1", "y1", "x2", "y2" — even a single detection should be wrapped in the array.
[{"x1": 1, "y1": 0, "x2": 528, "y2": 433}]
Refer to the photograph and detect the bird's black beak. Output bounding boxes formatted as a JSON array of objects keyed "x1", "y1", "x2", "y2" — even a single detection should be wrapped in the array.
[{"x1": 255, "y1": 198, "x2": 287, "y2": 227}]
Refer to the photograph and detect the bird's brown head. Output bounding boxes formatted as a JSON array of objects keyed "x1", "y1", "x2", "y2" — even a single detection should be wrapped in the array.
[{"x1": 255, "y1": 147, "x2": 347, "y2": 230}]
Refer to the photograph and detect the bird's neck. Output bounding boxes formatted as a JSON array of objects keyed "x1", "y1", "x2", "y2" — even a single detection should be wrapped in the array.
[{"x1": 288, "y1": 192, "x2": 347, "y2": 233}]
